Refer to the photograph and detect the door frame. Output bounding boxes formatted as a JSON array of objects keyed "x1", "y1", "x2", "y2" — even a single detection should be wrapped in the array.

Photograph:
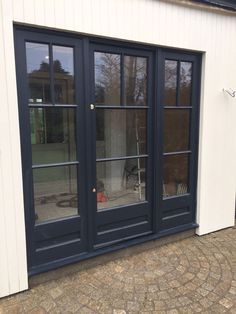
[{"x1": 14, "y1": 24, "x2": 201, "y2": 275}]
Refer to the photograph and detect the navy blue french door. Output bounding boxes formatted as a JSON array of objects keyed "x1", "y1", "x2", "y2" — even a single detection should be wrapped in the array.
[
  {"x1": 14, "y1": 26, "x2": 200, "y2": 274},
  {"x1": 88, "y1": 44, "x2": 154, "y2": 248},
  {"x1": 14, "y1": 28, "x2": 155, "y2": 272}
]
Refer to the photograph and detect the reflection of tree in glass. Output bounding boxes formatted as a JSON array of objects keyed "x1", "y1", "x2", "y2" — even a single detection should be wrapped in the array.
[
  {"x1": 164, "y1": 60, "x2": 192, "y2": 106},
  {"x1": 31, "y1": 60, "x2": 69, "y2": 74},
  {"x1": 28, "y1": 59, "x2": 74, "y2": 104},
  {"x1": 125, "y1": 56, "x2": 147, "y2": 106},
  {"x1": 164, "y1": 60, "x2": 177, "y2": 106},
  {"x1": 95, "y1": 53, "x2": 120, "y2": 105},
  {"x1": 180, "y1": 62, "x2": 192, "y2": 106}
]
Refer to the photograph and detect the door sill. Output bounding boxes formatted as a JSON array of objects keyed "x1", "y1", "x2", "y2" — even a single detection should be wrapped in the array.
[{"x1": 29, "y1": 222, "x2": 198, "y2": 281}]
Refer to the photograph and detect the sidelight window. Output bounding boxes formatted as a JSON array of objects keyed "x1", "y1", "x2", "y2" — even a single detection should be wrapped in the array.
[{"x1": 163, "y1": 59, "x2": 193, "y2": 198}]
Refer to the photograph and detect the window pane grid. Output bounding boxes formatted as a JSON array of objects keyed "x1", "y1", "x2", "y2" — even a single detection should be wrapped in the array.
[
  {"x1": 163, "y1": 58, "x2": 194, "y2": 199},
  {"x1": 164, "y1": 59, "x2": 193, "y2": 107},
  {"x1": 96, "y1": 155, "x2": 148, "y2": 162},
  {"x1": 32, "y1": 161, "x2": 79, "y2": 169},
  {"x1": 164, "y1": 106, "x2": 192, "y2": 109},
  {"x1": 28, "y1": 104, "x2": 78, "y2": 107},
  {"x1": 95, "y1": 105, "x2": 149, "y2": 109},
  {"x1": 163, "y1": 151, "x2": 191, "y2": 156},
  {"x1": 26, "y1": 41, "x2": 76, "y2": 106}
]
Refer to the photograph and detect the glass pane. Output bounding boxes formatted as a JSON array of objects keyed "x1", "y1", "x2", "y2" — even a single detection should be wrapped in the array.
[
  {"x1": 94, "y1": 52, "x2": 121, "y2": 105},
  {"x1": 30, "y1": 108, "x2": 76, "y2": 164},
  {"x1": 53, "y1": 46, "x2": 75, "y2": 104},
  {"x1": 96, "y1": 109, "x2": 147, "y2": 159},
  {"x1": 33, "y1": 165, "x2": 78, "y2": 223},
  {"x1": 124, "y1": 56, "x2": 147, "y2": 106},
  {"x1": 179, "y1": 62, "x2": 192, "y2": 106},
  {"x1": 96, "y1": 158, "x2": 146, "y2": 210},
  {"x1": 164, "y1": 60, "x2": 177, "y2": 106},
  {"x1": 26, "y1": 42, "x2": 51, "y2": 104},
  {"x1": 164, "y1": 109, "x2": 190, "y2": 153},
  {"x1": 163, "y1": 154, "x2": 189, "y2": 198}
]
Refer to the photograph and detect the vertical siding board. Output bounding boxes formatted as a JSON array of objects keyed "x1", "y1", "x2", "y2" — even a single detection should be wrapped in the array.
[
  {"x1": 73, "y1": 0, "x2": 89, "y2": 35},
  {"x1": 43, "y1": 0, "x2": 55, "y2": 28},
  {"x1": 0, "y1": 0, "x2": 19, "y2": 295},
  {"x1": 23, "y1": 0, "x2": 35, "y2": 24},
  {"x1": 154, "y1": 0, "x2": 165, "y2": 44},
  {"x1": 0, "y1": 159, "x2": 9, "y2": 297},
  {"x1": 0, "y1": 0, "x2": 28, "y2": 296},
  {"x1": 0, "y1": 1, "x2": 10, "y2": 297},
  {"x1": 64, "y1": 0, "x2": 75, "y2": 31},
  {"x1": 54, "y1": 0, "x2": 65, "y2": 29},
  {"x1": 34, "y1": 0, "x2": 45, "y2": 26},
  {"x1": 13, "y1": 0, "x2": 24, "y2": 22}
]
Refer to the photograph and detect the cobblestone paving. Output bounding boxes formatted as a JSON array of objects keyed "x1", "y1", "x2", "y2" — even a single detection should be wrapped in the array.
[{"x1": 1, "y1": 226, "x2": 236, "y2": 313}]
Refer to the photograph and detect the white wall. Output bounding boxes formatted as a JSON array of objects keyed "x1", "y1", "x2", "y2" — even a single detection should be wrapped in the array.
[{"x1": 0, "y1": 0, "x2": 235, "y2": 297}]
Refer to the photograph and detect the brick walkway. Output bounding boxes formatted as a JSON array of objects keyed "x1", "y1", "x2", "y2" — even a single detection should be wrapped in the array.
[{"x1": 1, "y1": 226, "x2": 236, "y2": 313}]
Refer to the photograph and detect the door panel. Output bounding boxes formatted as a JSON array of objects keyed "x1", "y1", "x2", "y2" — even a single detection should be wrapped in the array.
[
  {"x1": 91, "y1": 45, "x2": 154, "y2": 247},
  {"x1": 15, "y1": 29, "x2": 88, "y2": 268}
]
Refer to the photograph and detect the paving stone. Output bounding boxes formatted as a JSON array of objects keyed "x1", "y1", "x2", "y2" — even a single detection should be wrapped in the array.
[
  {"x1": 219, "y1": 297, "x2": 234, "y2": 309},
  {"x1": 48, "y1": 287, "x2": 63, "y2": 299},
  {"x1": 1, "y1": 226, "x2": 236, "y2": 312},
  {"x1": 27, "y1": 307, "x2": 47, "y2": 314},
  {"x1": 113, "y1": 310, "x2": 126, "y2": 314}
]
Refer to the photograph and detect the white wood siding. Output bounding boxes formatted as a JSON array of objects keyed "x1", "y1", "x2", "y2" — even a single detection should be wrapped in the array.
[{"x1": 0, "y1": 0, "x2": 235, "y2": 297}]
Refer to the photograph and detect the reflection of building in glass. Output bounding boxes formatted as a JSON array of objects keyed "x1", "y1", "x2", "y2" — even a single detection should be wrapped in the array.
[{"x1": 28, "y1": 60, "x2": 74, "y2": 104}]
